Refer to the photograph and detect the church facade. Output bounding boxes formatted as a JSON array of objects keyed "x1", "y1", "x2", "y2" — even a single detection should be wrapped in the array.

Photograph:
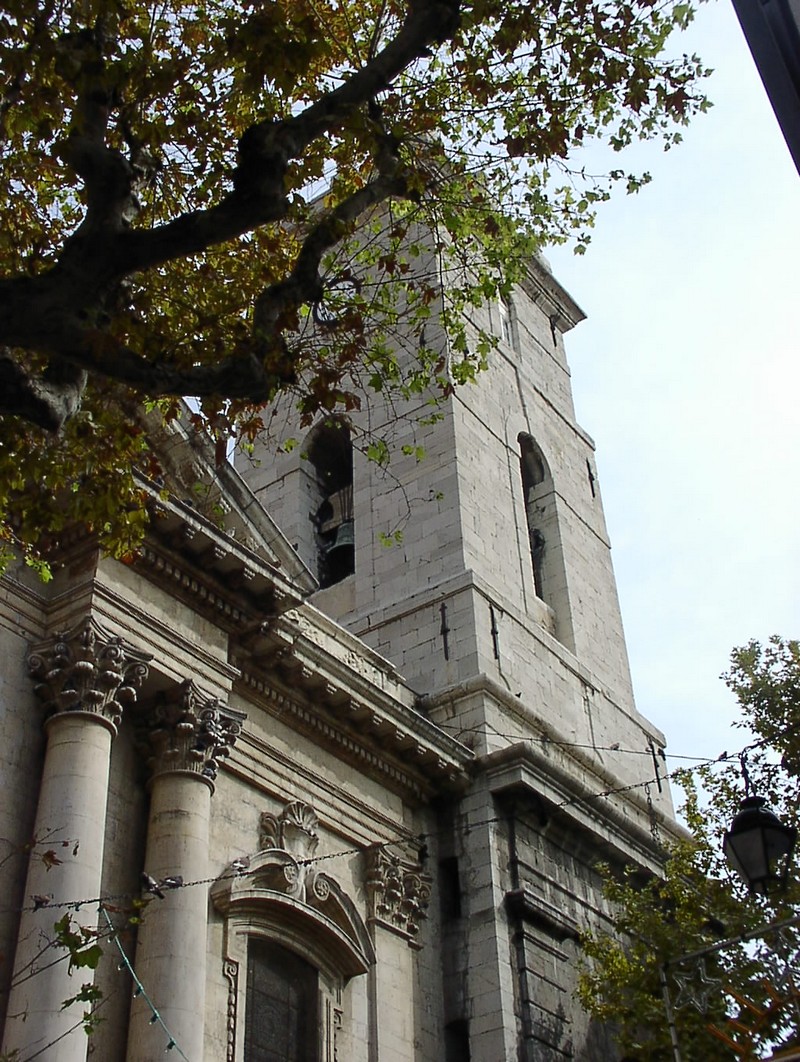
[{"x1": 0, "y1": 255, "x2": 673, "y2": 1061}]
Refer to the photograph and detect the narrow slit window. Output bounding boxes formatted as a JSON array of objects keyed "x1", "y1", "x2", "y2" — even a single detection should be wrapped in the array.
[{"x1": 498, "y1": 297, "x2": 513, "y2": 347}]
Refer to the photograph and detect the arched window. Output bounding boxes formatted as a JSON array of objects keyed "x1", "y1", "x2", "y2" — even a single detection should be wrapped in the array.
[
  {"x1": 517, "y1": 434, "x2": 574, "y2": 648},
  {"x1": 306, "y1": 421, "x2": 354, "y2": 588},
  {"x1": 498, "y1": 296, "x2": 514, "y2": 347},
  {"x1": 518, "y1": 435, "x2": 548, "y2": 600},
  {"x1": 245, "y1": 939, "x2": 319, "y2": 1062}
]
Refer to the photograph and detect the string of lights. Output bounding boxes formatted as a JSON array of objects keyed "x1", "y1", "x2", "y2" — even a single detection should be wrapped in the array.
[
  {"x1": 101, "y1": 906, "x2": 190, "y2": 1060},
  {"x1": 1, "y1": 731, "x2": 781, "y2": 918}
]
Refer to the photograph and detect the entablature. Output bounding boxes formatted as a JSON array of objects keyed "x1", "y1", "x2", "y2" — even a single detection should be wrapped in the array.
[
  {"x1": 521, "y1": 255, "x2": 586, "y2": 336},
  {"x1": 129, "y1": 483, "x2": 473, "y2": 803},
  {"x1": 236, "y1": 664, "x2": 472, "y2": 803}
]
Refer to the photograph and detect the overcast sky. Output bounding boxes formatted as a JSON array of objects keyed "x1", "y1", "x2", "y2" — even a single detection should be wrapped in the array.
[{"x1": 546, "y1": 0, "x2": 800, "y2": 775}]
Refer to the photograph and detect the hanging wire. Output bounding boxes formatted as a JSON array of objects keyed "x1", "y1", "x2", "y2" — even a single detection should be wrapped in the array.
[
  {"x1": 0, "y1": 730, "x2": 784, "y2": 918},
  {"x1": 434, "y1": 718, "x2": 718, "y2": 761},
  {"x1": 100, "y1": 906, "x2": 190, "y2": 1061}
]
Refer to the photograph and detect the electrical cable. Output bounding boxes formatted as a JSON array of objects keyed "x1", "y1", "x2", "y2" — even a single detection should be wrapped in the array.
[{"x1": 0, "y1": 730, "x2": 783, "y2": 917}]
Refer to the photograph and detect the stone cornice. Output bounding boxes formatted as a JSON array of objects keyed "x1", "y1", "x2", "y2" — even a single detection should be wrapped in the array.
[
  {"x1": 230, "y1": 597, "x2": 473, "y2": 801},
  {"x1": 236, "y1": 668, "x2": 471, "y2": 802},
  {"x1": 138, "y1": 412, "x2": 316, "y2": 592},
  {"x1": 135, "y1": 490, "x2": 307, "y2": 632},
  {"x1": 480, "y1": 741, "x2": 682, "y2": 874},
  {"x1": 504, "y1": 886, "x2": 580, "y2": 942},
  {"x1": 83, "y1": 478, "x2": 473, "y2": 800},
  {"x1": 520, "y1": 255, "x2": 586, "y2": 335},
  {"x1": 421, "y1": 659, "x2": 667, "y2": 768},
  {"x1": 237, "y1": 609, "x2": 472, "y2": 762}
]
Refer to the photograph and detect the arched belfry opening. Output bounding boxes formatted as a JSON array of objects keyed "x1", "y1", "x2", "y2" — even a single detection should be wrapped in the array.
[
  {"x1": 306, "y1": 421, "x2": 354, "y2": 589},
  {"x1": 517, "y1": 433, "x2": 574, "y2": 648},
  {"x1": 518, "y1": 434, "x2": 549, "y2": 601}
]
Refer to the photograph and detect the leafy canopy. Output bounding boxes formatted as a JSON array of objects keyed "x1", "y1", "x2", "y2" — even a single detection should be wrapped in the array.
[
  {"x1": 0, "y1": 0, "x2": 708, "y2": 569},
  {"x1": 580, "y1": 637, "x2": 800, "y2": 1061}
]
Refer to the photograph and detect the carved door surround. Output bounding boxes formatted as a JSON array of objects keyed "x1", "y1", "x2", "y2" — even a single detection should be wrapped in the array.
[{"x1": 211, "y1": 800, "x2": 375, "y2": 1062}]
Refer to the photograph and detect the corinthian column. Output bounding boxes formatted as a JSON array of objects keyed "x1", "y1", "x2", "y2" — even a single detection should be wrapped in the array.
[
  {"x1": 127, "y1": 682, "x2": 245, "y2": 1062},
  {"x1": 2, "y1": 618, "x2": 150, "y2": 1062}
]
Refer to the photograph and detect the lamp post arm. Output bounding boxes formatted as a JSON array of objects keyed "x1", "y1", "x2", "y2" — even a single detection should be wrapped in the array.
[
  {"x1": 665, "y1": 911, "x2": 800, "y2": 970},
  {"x1": 660, "y1": 964, "x2": 684, "y2": 1062}
]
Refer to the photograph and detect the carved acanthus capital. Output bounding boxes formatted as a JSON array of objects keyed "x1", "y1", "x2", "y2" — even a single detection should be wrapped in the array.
[
  {"x1": 143, "y1": 680, "x2": 246, "y2": 788},
  {"x1": 28, "y1": 617, "x2": 151, "y2": 729},
  {"x1": 365, "y1": 846, "x2": 431, "y2": 947}
]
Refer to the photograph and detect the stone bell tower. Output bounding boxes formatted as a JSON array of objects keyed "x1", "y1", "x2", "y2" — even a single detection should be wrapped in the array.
[{"x1": 240, "y1": 253, "x2": 673, "y2": 1061}]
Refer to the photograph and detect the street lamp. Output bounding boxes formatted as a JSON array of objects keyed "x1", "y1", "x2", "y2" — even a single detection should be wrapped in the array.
[{"x1": 723, "y1": 795, "x2": 797, "y2": 895}]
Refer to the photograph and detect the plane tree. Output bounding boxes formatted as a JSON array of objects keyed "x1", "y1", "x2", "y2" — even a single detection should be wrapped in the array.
[
  {"x1": 579, "y1": 637, "x2": 800, "y2": 1061},
  {"x1": 0, "y1": 0, "x2": 708, "y2": 570}
]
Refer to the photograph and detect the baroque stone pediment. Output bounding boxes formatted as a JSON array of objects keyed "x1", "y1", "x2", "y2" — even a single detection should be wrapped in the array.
[{"x1": 212, "y1": 803, "x2": 374, "y2": 981}]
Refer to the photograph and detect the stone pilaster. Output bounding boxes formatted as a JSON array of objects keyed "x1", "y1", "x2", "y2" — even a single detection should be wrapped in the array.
[
  {"x1": 2, "y1": 618, "x2": 150, "y2": 1062},
  {"x1": 364, "y1": 846, "x2": 431, "y2": 1062},
  {"x1": 127, "y1": 681, "x2": 244, "y2": 1062},
  {"x1": 365, "y1": 846, "x2": 431, "y2": 946}
]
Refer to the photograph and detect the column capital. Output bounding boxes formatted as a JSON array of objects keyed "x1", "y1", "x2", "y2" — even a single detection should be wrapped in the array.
[
  {"x1": 28, "y1": 616, "x2": 151, "y2": 730},
  {"x1": 143, "y1": 680, "x2": 246, "y2": 790},
  {"x1": 365, "y1": 845, "x2": 431, "y2": 947}
]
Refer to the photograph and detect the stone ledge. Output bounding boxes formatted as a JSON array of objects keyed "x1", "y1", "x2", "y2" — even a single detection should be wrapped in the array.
[{"x1": 504, "y1": 886, "x2": 580, "y2": 942}]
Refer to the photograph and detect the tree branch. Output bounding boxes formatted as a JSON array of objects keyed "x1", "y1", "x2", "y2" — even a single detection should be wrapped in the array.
[
  {"x1": 113, "y1": 0, "x2": 460, "y2": 276},
  {"x1": 253, "y1": 171, "x2": 410, "y2": 336},
  {"x1": 0, "y1": 2, "x2": 462, "y2": 429},
  {"x1": 0, "y1": 351, "x2": 87, "y2": 432},
  {"x1": 55, "y1": 24, "x2": 142, "y2": 249}
]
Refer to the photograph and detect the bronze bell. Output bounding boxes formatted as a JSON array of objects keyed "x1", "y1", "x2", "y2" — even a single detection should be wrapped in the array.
[{"x1": 327, "y1": 520, "x2": 354, "y2": 554}]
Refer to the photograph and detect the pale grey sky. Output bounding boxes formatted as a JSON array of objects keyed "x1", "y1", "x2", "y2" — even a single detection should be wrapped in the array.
[{"x1": 547, "y1": 0, "x2": 800, "y2": 771}]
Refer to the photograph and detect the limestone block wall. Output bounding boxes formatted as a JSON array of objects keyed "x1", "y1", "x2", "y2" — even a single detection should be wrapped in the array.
[
  {"x1": 419, "y1": 574, "x2": 672, "y2": 814},
  {"x1": 237, "y1": 256, "x2": 663, "y2": 827},
  {"x1": 433, "y1": 774, "x2": 639, "y2": 1062},
  {"x1": 258, "y1": 277, "x2": 629, "y2": 706},
  {"x1": 449, "y1": 278, "x2": 634, "y2": 704},
  {"x1": 495, "y1": 802, "x2": 624, "y2": 1062}
]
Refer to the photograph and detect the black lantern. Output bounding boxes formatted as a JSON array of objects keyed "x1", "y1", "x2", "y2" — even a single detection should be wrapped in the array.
[{"x1": 723, "y1": 795, "x2": 797, "y2": 895}]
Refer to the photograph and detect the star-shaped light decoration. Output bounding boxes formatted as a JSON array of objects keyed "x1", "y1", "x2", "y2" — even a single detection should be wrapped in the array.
[{"x1": 672, "y1": 958, "x2": 724, "y2": 1013}]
